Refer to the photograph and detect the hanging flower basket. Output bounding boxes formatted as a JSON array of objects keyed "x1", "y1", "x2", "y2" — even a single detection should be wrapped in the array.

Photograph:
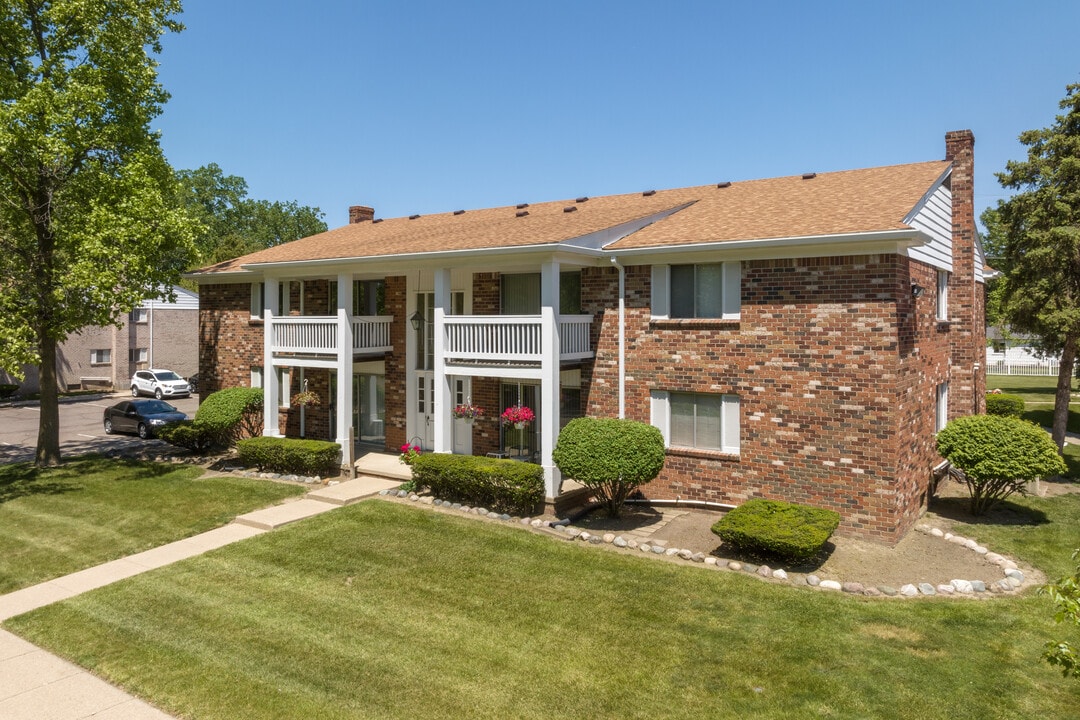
[
  {"x1": 452, "y1": 400, "x2": 485, "y2": 422},
  {"x1": 291, "y1": 390, "x2": 321, "y2": 407},
  {"x1": 500, "y1": 404, "x2": 535, "y2": 428}
]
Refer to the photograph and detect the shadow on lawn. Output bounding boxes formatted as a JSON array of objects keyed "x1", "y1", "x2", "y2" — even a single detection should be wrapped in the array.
[{"x1": 0, "y1": 453, "x2": 184, "y2": 505}]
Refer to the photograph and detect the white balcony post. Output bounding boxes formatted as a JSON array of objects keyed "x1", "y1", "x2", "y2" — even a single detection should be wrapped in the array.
[
  {"x1": 262, "y1": 277, "x2": 280, "y2": 436},
  {"x1": 433, "y1": 268, "x2": 453, "y2": 454},
  {"x1": 335, "y1": 273, "x2": 353, "y2": 450},
  {"x1": 539, "y1": 260, "x2": 561, "y2": 498}
]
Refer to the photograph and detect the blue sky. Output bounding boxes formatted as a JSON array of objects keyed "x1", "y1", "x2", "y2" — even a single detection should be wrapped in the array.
[{"x1": 156, "y1": 1, "x2": 1080, "y2": 228}]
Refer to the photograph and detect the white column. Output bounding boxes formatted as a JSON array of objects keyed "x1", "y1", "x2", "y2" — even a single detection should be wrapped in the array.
[
  {"x1": 335, "y1": 273, "x2": 353, "y2": 450},
  {"x1": 432, "y1": 268, "x2": 453, "y2": 454},
  {"x1": 262, "y1": 277, "x2": 280, "y2": 436},
  {"x1": 539, "y1": 260, "x2": 562, "y2": 498}
]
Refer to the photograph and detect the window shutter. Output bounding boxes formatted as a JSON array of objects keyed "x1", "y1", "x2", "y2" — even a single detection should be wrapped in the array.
[
  {"x1": 722, "y1": 262, "x2": 741, "y2": 320},
  {"x1": 650, "y1": 265, "x2": 669, "y2": 319}
]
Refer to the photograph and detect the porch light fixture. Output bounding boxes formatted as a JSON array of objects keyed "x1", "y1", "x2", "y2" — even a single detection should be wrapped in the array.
[
  {"x1": 409, "y1": 310, "x2": 425, "y2": 331},
  {"x1": 911, "y1": 282, "x2": 925, "y2": 298}
]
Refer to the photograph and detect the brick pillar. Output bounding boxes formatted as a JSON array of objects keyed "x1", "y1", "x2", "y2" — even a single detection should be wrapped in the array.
[
  {"x1": 944, "y1": 130, "x2": 985, "y2": 417},
  {"x1": 384, "y1": 275, "x2": 407, "y2": 452},
  {"x1": 349, "y1": 205, "x2": 374, "y2": 224}
]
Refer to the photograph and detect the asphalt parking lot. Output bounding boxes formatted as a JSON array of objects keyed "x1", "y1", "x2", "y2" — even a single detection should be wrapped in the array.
[{"x1": 0, "y1": 393, "x2": 200, "y2": 464}]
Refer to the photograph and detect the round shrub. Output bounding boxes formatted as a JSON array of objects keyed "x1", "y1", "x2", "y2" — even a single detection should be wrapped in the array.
[
  {"x1": 985, "y1": 393, "x2": 1025, "y2": 418},
  {"x1": 552, "y1": 417, "x2": 665, "y2": 517},
  {"x1": 194, "y1": 387, "x2": 264, "y2": 446},
  {"x1": 936, "y1": 414, "x2": 1066, "y2": 515},
  {"x1": 711, "y1": 498, "x2": 841, "y2": 563}
]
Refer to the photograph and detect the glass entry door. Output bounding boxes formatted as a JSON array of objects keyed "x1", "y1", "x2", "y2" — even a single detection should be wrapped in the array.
[
  {"x1": 355, "y1": 373, "x2": 385, "y2": 445},
  {"x1": 500, "y1": 382, "x2": 538, "y2": 461}
]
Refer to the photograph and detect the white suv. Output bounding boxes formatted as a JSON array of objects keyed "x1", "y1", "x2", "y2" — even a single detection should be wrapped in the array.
[{"x1": 131, "y1": 369, "x2": 191, "y2": 400}]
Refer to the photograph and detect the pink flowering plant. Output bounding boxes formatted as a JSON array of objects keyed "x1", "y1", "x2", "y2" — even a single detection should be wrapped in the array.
[
  {"x1": 500, "y1": 405, "x2": 535, "y2": 427},
  {"x1": 399, "y1": 443, "x2": 422, "y2": 466},
  {"x1": 452, "y1": 400, "x2": 485, "y2": 420}
]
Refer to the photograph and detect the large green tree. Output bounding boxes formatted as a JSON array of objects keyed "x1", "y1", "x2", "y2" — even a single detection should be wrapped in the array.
[
  {"x1": 177, "y1": 163, "x2": 326, "y2": 268},
  {"x1": 0, "y1": 1, "x2": 198, "y2": 465},
  {"x1": 992, "y1": 82, "x2": 1080, "y2": 452}
]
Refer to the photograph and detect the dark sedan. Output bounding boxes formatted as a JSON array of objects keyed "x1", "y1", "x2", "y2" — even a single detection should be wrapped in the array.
[{"x1": 103, "y1": 399, "x2": 188, "y2": 439}]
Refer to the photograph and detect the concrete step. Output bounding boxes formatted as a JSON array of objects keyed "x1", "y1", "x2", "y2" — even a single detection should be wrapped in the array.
[
  {"x1": 307, "y1": 475, "x2": 403, "y2": 506},
  {"x1": 233, "y1": 498, "x2": 334, "y2": 530}
]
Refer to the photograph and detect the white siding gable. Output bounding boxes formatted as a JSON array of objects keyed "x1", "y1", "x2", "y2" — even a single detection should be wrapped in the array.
[
  {"x1": 141, "y1": 285, "x2": 199, "y2": 311},
  {"x1": 907, "y1": 183, "x2": 953, "y2": 272}
]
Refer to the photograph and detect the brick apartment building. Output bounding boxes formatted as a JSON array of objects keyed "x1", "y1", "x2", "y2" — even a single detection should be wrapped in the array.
[
  {"x1": 2, "y1": 286, "x2": 199, "y2": 395},
  {"x1": 191, "y1": 131, "x2": 986, "y2": 543}
]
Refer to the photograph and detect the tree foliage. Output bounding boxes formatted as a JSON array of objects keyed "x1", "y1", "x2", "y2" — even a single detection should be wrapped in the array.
[
  {"x1": 1042, "y1": 549, "x2": 1080, "y2": 680},
  {"x1": 552, "y1": 417, "x2": 665, "y2": 517},
  {"x1": 991, "y1": 82, "x2": 1080, "y2": 452},
  {"x1": 936, "y1": 415, "x2": 1066, "y2": 515},
  {"x1": 177, "y1": 163, "x2": 327, "y2": 268},
  {"x1": 0, "y1": 0, "x2": 199, "y2": 465}
]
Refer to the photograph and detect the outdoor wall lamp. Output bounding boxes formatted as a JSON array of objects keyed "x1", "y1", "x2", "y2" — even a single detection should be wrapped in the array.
[
  {"x1": 911, "y1": 282, "x2": 925, "y2": 298},
  {"x1": 409, "y1": 310, "x2": 425, "y2": 331}
]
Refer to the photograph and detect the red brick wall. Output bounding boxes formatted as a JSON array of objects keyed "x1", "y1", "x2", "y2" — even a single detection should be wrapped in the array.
[
  {"x1": 384, "y1": 276, "x2": 408, "y2": 452},
  {"x1": 584, "y1": 255, "x2": 950, "y2": 543},
  {"x1": 199, "y1": 283, "x2": 261, "y2": 397}
]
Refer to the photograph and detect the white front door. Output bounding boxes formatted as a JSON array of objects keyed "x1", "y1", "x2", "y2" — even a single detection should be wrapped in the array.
[{"x1": 452, "y1": 377, "x2": 472, "y2": 455}]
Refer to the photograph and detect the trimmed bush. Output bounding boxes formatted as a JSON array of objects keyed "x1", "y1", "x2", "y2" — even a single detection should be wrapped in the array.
[
  {"x1": 236, "y1": 437, "x2": 341, "y2": 477},
  {"x1": 985, "y1": 393, "x2": 1025, "y2": 418},
  {"x1": 156, "y1": 420, "x2": 217, "y2": 455},
  {"x1": 0, "y1": 383, "x2": 18, "y2": 399},
  {"x1": 937, "y1": 414, "x2": 1067, "y2": 515},
  {"x1": 410, "y1": 453, "x2": 544, "y2": 515},
  {"x1": 712, "y1": 498, "x2": 841, "y2": 563},
  {"x1": 552, "y1": 417, "x2": 665, "y2": 517},
  {"x1": 194, "y1": 387, "x2": 264, "y2": 445}
]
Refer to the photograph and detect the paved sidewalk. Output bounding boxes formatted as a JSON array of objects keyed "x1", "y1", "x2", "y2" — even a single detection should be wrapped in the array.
[{"x1": 0, "y1": 474, "x2": 401, "y2": 719}]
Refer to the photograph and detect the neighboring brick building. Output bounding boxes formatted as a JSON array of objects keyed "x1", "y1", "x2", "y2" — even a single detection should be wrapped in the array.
[
  {"x1": 2, "y1": 286, "x2": 199, "y2": 395},
  {"x1": 191, "y1": 131, "x2": 986, "y2": 543}
]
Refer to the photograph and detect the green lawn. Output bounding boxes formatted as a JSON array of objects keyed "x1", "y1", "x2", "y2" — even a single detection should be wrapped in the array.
[
  {"x1": 988, "y1": 374, "x2": 1080, "y2": 476},
  {"x1": 5, "y1": 500, "x2": 1078, "y2": 720},
  {"x1": 0, "y1": 456, "x2": 305, "y2": 594}
]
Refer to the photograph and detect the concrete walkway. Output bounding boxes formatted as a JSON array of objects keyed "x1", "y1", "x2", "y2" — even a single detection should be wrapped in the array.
[{"x1": 0, "y1": 473, "x2": 402, "y2": 720}]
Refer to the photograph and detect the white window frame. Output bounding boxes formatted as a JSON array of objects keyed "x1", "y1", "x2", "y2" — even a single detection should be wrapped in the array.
[
  {"x1": 131, "y1": 308, "x2": 148, "y2": 324},
  {"x1": 90, "y1": 349, "x2": 111, "y2": 365},
  {"x1": 129, "y1": 347, "x2": 148, "y2": 363},
  {"x1": 651, "y1": 262, "x2": 740, "y2": 320},
  {"x1": 936, "y1": 270, "x2": 949, "y2": 322},
  {"x1": 277, "y1": 367, "x2": 290, "y2": 409},
  {"x1": 936, "y1": 381, "x2": 949, "y2": 432},
  {"x1": 650, "y1": 390, "x2": 740, "y2": 454}
]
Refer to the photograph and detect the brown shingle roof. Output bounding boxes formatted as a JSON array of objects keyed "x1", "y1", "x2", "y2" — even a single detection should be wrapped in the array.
[{"x1": 192, "y1": 159, "x2": 950, "y2": 275}]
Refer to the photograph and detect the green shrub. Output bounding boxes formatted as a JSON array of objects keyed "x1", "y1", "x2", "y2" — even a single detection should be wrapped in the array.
[
  {"x1": 712, "y1": 498, "x2": 841, "y2": 563},
  {"x1": 0, "y1": 383, "x2": 18, "y2": 399},
  {"x1": 156, "y1": 420, "x2": 217, "y2": 455},
  {"x1": 985, "y1": 393, "x2": 1025, "y2": 418},
  {"x1": 193, "y1": 387, "x2": 264, "y2": 446},
  {"x1": 410, "y1": 453, "x2": 544, "y2": 515},
  {"x1": 236, "y1": 437, "x2": 341, "y2": 477},
  {"x1": 937, "y1": 414, "x2": 1067, "y2": 515},
  {"x1": 552, "y1": 417, "x2": 665, "y2": 517}
]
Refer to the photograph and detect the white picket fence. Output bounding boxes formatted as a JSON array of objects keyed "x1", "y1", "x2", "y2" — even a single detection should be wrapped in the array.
[{"x1": 985, "y1": 360, "x2": 1060, "y2": 377}]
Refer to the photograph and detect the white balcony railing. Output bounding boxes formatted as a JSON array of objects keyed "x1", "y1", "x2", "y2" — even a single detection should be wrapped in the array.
[
  {"x1": 271, "y1": 316, "x2": 393, "y2": 355},
  {"x1": 443, "y1": 315, "x2": 593, "y2": 364}
]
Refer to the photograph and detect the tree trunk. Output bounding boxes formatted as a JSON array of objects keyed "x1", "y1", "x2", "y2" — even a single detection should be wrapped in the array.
[
  {"x1": 1052, "y1": 333, "x2": 1077, "y2": 454},
  {"x1": 34, "y1": 332, "x2": 62, "y2": 466}
]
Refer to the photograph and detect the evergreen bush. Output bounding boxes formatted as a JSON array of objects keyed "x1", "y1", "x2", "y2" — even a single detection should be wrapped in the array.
[
  {"x1": 985, "y1": 393, "x2": 1025, "y2": 418},
  {"x1": 552, "y1": 417, "x2": 665, "y2": 517},
  {"x1": 236, "y1": 436, "x2": 341, "y2": 476},
  {"x1": 711, "y1": 498, "x2": 841, "y2": 563},
  {"x1": 410, "y1": 454, "x2": 544, "y2": 514}
]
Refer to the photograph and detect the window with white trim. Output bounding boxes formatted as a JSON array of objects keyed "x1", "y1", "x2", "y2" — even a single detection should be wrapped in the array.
[
  {"x1": 90, "y1": 349, "x2": 111, "y2": 365},
  {"x1": 130, "y1": 308, "x2": 148, "y2": 324},
  {"x1": 936, "y1": 270, "x2": 949, "y2": 321},
  {"x1": 650, "y1": 390, "x2": 740, "y2": 454},
  {"x1": 936, "y1": 381, "x2": 949, "y2": 432},
  {"x1": 129, "y1": 347, "x2": 148, "y2": 363},
  {"x1": 277, "y1": 368, "x2": 290, "y2": 408},
  {"x1": 250, "y1": 283, "x2": 265, "y2": 319},
  {"x1": 651, "y1": 262, "x2": 740, "y2": 320}
]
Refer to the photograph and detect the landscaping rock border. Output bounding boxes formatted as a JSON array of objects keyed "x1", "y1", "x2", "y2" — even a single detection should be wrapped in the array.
[{"x1": 378, "y1": 489, "x2": 1036, "y2": 599}]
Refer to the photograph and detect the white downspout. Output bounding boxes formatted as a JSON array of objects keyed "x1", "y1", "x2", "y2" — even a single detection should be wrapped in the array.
[{"x1": 610, "y1": 257, "x2": 625, "y2": 419}]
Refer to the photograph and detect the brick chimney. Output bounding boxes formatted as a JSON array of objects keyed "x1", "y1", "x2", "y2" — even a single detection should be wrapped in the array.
[
  {"x1": 944, "y1": 130, "x2": 985, "y2": 416},
  {"x1": 349, "y1": 205, "x2": 375, "y2": 224}
]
